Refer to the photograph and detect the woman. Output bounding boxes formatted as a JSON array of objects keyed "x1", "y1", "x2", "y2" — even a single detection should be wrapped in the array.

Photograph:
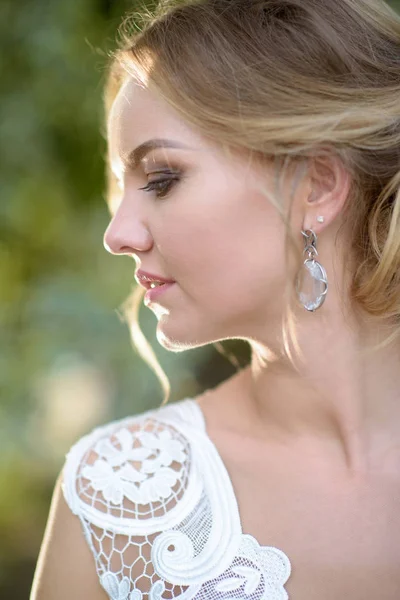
[{"x1": 31, "y1": 0, "x2": 400, "y2": 598}]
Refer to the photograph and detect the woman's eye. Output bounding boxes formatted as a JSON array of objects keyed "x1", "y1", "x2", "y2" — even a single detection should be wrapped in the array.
[{"x1": 138, "y1": 175, "x2": 179, "y2": 199}]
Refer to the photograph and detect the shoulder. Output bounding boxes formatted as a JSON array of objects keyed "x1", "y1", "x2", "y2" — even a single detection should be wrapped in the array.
[
  {"x1": 31, "y1": 398, "x2": 203, "y2": 600},
  {"x1": 30, "y1": 471, "x2": 105, "y2": 600},
  {"x1": 33, "y1": 395, "x2": 293, "y2": 600},
  {"x1": 61, "y1": 398, "x2": 200, "y2": 525},
  {"x1": 59, "y1": 398, "x2": 206, "y2": 598}
]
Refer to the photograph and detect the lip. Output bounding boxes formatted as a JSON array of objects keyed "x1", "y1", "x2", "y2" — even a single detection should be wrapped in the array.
[
  {"x1": 135, "y1": 269, "x2": 176, "y2": 290},
  {"x1": 144, "y1": 282, "x2": 175, "y2": 305}
]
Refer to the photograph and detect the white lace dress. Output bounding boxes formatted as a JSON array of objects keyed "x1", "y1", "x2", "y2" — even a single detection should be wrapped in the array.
[{"x1": 62, "y1": 397, "x2": 292, "y2": 600}]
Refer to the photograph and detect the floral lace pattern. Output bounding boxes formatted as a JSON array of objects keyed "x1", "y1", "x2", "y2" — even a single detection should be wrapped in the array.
[
  {"x1": 100, "y1": 572, "x2": 143, "y2": 600},
  {"x1": 214, "y1": 535, "x2": 291, "y2": 600},
  {"x1": 62, "y1": 398, "x2": 292, "y2": 599},
  {"x1": 81, "y1": 427, "x2": 187, "y2": 505}
]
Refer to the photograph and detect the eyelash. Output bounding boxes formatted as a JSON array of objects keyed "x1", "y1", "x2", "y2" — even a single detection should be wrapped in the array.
[{"x1": 138, "y1": 173, "x2": 180, "y2": 199}]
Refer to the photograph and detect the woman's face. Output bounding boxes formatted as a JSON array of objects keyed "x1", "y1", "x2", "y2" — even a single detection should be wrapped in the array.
[{"x1": 104, "y1": 76, "x2": 305, "y2": 351}]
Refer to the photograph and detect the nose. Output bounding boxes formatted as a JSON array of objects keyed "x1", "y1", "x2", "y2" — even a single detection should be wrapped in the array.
[{"x1": 103, "y1": 201, "x2": 152, "y2": 256}]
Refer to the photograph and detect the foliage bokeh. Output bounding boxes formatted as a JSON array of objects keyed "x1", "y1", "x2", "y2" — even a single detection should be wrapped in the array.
[{"x1": 1, "y1": 0, "x2": 399, "y2": 597}]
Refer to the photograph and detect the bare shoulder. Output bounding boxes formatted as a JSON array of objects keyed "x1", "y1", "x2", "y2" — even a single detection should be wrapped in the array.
[
  {"x1": 30, "y1": 470, "x2": 108, "y2": 600},
  {"x1": 30, "y1": 405, "x2": 195, "y2": 600}
]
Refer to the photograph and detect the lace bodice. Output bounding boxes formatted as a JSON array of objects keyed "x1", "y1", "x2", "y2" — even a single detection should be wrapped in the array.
[{"x1": 62, "y1": 397, "x2": 292, "y2": 599}]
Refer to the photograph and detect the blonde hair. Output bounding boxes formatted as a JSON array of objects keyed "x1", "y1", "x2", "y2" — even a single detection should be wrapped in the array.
[{"x1": 104, "y1": 0, "x2": 400, "y2": 407}]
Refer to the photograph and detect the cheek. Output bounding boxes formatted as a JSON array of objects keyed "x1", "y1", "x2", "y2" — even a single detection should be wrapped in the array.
[{"x1": 166, "y1": 188, "x2": 286, "y2": 298}]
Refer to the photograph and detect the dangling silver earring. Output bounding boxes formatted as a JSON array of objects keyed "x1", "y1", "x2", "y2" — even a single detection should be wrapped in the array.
[{"x1": 295, "y1": 228, "x2": 328, "y2": 312}]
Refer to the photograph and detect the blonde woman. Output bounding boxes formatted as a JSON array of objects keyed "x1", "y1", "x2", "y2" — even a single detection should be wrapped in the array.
[{"x1": 31, "y1": 0, "x2": 400, "y2": 598}]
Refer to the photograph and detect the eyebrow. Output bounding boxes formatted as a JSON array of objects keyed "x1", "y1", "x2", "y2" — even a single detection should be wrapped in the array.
[{"x1": 120, "y1": 138, "x2": 193, "y2": 170}]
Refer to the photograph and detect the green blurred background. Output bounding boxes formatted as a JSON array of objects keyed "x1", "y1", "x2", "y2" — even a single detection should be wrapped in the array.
[{"x1": 1, "y1": 0, "x2": 399, "y2": 597}]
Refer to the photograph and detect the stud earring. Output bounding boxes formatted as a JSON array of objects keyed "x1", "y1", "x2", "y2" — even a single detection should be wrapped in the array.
[
  {"x1": 295, "y1": 229, "x2": 328, "y2": 312},
  {"x1": 317, "y1": 216, "x2": 325, "y2": 223}
]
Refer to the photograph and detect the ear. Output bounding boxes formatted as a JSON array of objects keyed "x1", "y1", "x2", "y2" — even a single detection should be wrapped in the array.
[{"x1": 302, "y1": 152, "x2": 352, "y2": 234}]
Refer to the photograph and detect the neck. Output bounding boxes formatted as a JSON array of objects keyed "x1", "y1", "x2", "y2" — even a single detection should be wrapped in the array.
[{"x1": 239, "y1": 315, "x2": 400, "y2": 478}]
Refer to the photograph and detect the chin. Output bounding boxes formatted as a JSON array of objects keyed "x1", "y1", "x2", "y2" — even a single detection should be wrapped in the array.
[
  {"x1": 155, "y1": 318, "x2": 216, "y2": 353},
  {"x1": 156, "y1": 330, "x2": 209, "y2": 353}
]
